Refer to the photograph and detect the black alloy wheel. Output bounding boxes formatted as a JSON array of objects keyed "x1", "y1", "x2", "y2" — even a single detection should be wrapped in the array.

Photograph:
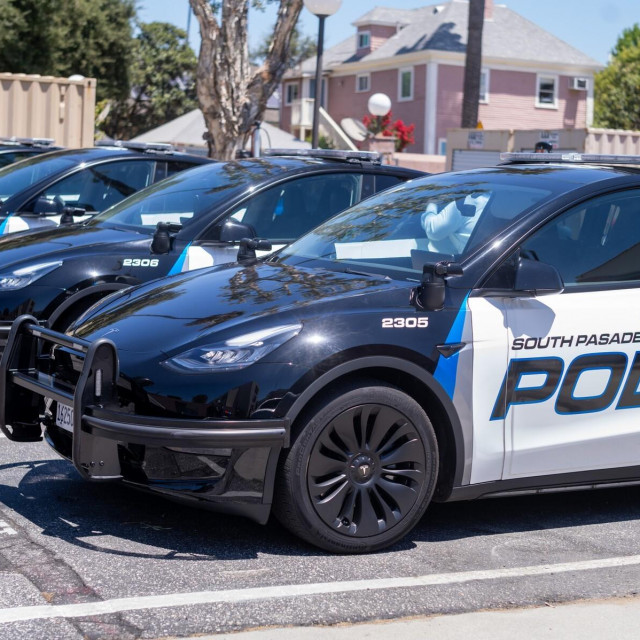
[{"x1": 275, "y1": 382, "x2": 438, "y2": 553}]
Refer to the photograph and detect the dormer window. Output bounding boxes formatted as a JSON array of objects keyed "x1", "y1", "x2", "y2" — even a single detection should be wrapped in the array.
[{"x1": 357, "y1": 31, "x2": 371, "y2": 49}]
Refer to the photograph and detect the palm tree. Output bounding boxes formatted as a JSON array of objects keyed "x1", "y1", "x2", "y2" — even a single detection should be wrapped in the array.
[{"x1": 461, "y1": 0, "x2": 485, "y2": 128}]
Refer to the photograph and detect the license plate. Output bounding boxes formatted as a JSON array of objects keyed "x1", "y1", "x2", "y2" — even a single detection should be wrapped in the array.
[{"x1": 55, "y1": 403, "x2": 74, "y2": 432}]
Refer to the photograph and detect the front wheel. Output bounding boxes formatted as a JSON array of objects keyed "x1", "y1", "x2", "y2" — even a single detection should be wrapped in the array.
[{"x1": 274, "y1": 383, "x2": 438, "y2": 553}]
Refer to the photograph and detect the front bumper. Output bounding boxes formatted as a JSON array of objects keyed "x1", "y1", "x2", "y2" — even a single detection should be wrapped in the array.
[{"x1": 0, "y1": 316, "x2": 289, "y2": 523}]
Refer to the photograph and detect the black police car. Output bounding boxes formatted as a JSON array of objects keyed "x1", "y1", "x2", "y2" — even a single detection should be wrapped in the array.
[
  {"x1": 0, "y1": 141, "x2": 211, "y2": 235},
  {"x1": 14, "y1": 152, "x2": 640, "y2": 553},
  {"x1": 0, "y1": 137, "x2": 62, "y2": 168},
  {"x1": 0, "y1": 150, "x2": 420, "y2": 347}
]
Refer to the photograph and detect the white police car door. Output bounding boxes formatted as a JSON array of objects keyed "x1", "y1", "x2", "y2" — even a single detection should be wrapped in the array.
[{"x1": 487, "y1": 189, "x2": 640, "y2": 480}]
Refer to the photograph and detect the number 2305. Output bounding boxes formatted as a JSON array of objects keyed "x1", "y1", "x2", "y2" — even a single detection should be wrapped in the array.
[{"x1": 382, "y1": 317, "x2": 429, "y2": 328}]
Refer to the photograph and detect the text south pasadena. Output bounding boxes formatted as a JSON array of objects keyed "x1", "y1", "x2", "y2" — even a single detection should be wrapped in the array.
[{"x1": 512, "y1": 332, "x2": 640, "y2": 351}]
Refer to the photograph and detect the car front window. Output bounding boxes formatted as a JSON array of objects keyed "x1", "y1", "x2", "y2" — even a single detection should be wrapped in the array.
[
  {"x1": 278, "y1": 169, "x2": 565, "y2": 279},
  {"x1": 0, "y1": 154, "x2": 79, "y2": 203},
  {"x1": 88, "y1": 160, "x2": 292, "y2": 232}
]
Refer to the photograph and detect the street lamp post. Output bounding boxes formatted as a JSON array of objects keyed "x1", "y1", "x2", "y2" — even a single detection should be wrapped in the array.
[{"x1": 303, "y1": 0, "x2": 342, "y2": 148}]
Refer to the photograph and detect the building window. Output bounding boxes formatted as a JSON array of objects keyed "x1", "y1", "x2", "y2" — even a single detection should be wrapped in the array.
[
  {"x1": 308, "y1": 78, "x2": 326, "y2": 106},
  {"x1": 357, "y1": 31, "x2": 370, "y2": 49},
  {"x1": 398, "y1": 67, "x2": 414, "y2": 101},
  {"x1": 479, "y1": 69, "x2": 490, "y2": 103},
  {"x1": 438, "y1": 138, "x2": 447, "y2": 156},
  {"x1": 536, "y1": 74, "x2": 558, "y2": 108},
  {"x1": 356, "y1": 74, "x2": 370, "y2": 93},
  {"x1": 285, "y1": 82, "x2": 299, "y2": 106}
]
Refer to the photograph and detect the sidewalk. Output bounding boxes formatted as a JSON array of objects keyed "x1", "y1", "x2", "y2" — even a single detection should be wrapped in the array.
[{"x1": 203, "y1": 595, "x2": 640, "y2": 639}]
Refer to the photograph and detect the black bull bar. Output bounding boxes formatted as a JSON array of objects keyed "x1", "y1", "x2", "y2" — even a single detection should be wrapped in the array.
[{"x1": 0, "y1": 315, "x2": 288, "y2": 481}]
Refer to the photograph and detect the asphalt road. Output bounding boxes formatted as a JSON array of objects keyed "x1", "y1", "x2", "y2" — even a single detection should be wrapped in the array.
[{"x1": 1, "y1": 436, "x2": 640, "y2": 639}]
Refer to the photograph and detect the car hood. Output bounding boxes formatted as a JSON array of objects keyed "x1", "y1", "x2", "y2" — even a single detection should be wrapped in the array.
[
  {"x1": 0, "y1": 224, "x2": 147, "y2": 270},
  {"x1": 73, "y1": 261, "x2": 405, "y2": 354}
]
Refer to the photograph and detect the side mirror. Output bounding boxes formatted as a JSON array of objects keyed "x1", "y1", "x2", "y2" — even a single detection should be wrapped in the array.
[
  {"x1": 151, "y1": 221, "x2": 182, "y2": 255},
  {"x1": 410, "y1": 261, "x2": 463, "y2": 311},
  {"x1": 219, "y1": 219, "x2": 257, "y2": 243},
  {"x1": 32, "y1": 196, "x2": 62, "y2": 215},
  {"x1": 514, "y1": 257, "x2": 564, "y2": 296}
]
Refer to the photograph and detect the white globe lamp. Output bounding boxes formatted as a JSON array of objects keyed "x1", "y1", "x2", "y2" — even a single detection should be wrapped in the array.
[
  {"x1": 303, "y1": 0, "x2": 342, "y2": 17},
  {"x1": 368, "y1": 93, "x2": 391, "y2": 117}
]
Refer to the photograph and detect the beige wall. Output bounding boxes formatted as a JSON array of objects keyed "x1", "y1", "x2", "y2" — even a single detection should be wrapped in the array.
[{"x1": 0, "y1": 73, "x2": 96, "y2": 148}]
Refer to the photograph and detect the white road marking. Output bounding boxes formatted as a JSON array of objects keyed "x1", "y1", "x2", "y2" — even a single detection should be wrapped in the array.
[
  {"x1": 0, "y1": 522, "x2": 17, "y2": 536},
  {"x1": 1, "y1": 554, "x2": 640, "y2": 623}
]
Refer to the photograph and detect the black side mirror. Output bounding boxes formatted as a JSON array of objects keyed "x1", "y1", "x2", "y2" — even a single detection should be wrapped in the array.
[
  {"x1": 237, "y1": 237, "x2": 272, "y2": 263},
  {"x1": 410, "y1": 261, "x2": 463, "y2": 311},
  {"x1": 515, "y1": 257, "x2": 564, "y2": 296},
  {"x1": 32, "y1": 196, "x2": 61, "y2": 215},
  {"x1": 219, "y1": 219, "x2": 257, "y2": 243},
  {"x1": 151, "y1": 221, "x2": 182, "y2": 255}
]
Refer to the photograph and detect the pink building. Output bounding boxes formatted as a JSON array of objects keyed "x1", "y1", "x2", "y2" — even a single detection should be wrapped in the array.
[{"x1": 280, "y1": 0, "x2": 602, "y2": 155}]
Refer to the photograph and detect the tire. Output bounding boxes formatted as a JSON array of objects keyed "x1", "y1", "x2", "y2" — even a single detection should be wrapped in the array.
[{"x1": 274, "y1": 382, "x2": 439, "y2": 553}]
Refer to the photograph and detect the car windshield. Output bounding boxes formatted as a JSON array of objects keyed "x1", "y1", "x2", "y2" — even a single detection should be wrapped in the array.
[
  {"x1": 86, "y1": 160, "x2": 293, "y2": 232},
  {"x1": 0, "y1": 154, "x2": 79, "y2": 203},
  {"x1": 277, "y1": 168, "x2": 573, "y2": 279}
]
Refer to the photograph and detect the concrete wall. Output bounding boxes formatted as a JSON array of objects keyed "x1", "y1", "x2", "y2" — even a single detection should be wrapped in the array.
[{"x1": 0, "y1": 73, "x2": 96, "y2": 148}]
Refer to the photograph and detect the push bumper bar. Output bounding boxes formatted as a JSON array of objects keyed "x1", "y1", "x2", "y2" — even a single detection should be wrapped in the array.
[{"x1": 0, "y1": 315, "x2": 289, "y2": 481}]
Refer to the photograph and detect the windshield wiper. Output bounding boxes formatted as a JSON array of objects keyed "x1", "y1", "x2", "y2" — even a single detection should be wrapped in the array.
[{"x1": 344, "y1": 267, "x2": 390, "y2": 280}]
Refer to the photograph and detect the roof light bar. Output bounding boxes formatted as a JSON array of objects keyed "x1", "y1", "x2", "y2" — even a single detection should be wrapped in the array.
[
  {"x1": 0, "y1": 137, "x2": 56, "y2": 147},
  {"x1": 95, "y1": 140, "x2": 174, "y2": 153},
  {"x1": 500, "y1": 152, "x2": 640, "y2": 165},
  {"x1": 264, "y1": 148, "x2": 382, "y2": 164}
]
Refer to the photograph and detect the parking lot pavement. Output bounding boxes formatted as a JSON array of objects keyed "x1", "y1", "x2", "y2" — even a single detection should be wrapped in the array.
[{"x1": 206, "y1": 595, "x2": 640, "y2": 640}]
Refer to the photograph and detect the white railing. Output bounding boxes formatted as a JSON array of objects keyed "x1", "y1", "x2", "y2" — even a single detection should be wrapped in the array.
[{"x1": 290, "y1": 98, "x2": 315, "y2": 128}]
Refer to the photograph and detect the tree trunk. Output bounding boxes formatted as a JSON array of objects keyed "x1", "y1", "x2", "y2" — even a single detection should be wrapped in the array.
[
  {"x1": 189, "y1": 0, "x2": 303, "y2": 160},
  {"x1": 461, "y1": 0, "x2": 485, "y2": 128}
]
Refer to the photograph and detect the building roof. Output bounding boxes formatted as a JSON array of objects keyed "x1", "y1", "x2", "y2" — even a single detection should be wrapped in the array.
[
  {"x1": 132, "y1": 109, "x2": 310, "y2": 151},
  {"x1": 352, "y1": 7, "x2": 416, "y2": 28},
  {"x1": 293, "y1": 0, "x2": 602, "y2": 74}
]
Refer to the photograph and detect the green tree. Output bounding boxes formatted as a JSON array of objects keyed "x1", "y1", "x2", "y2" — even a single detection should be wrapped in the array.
[
  {"x1": 594, "y1": 24, "x2": 640, "y2": 130},
  {"x1": 251, "y1": 25, "x2": 316, "y2": 69},
  {"x1": 99, "y1": 22, "x2": 198, "y2": 140},
  {"x1": 0, "y1": 0, "x2": 136, "y2": 102}
]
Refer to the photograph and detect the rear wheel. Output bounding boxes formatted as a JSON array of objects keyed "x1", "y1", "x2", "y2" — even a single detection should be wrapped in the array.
[{"x1": 275, "y1": 382, "x2": 438, "y2": 553}]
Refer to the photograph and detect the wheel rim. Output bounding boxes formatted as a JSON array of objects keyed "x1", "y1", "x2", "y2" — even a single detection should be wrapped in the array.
[{"x1": 306, "y1": 403, "x2": 427, "y2": 538}]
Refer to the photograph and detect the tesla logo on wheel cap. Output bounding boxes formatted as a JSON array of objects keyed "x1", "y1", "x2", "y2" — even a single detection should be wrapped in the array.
[{"x1": 358, "y1": 464, "x2": 370, "y2": 477}]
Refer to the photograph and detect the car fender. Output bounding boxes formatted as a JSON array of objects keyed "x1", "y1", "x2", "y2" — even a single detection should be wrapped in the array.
[
  {"x1": 281, "y1": 354, "x2": 467, "y2": 498},
  {"x1": 47, "y1": 281, "x2": 133, "y2": 327}
]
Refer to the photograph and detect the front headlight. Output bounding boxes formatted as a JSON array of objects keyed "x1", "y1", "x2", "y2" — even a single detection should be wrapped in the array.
[
  {"x1": 162, "y1": 323, "x2": 302, "y2": 372},
  {"x1": 0, "y1": 261, "x2": 62, "y2": 290}
]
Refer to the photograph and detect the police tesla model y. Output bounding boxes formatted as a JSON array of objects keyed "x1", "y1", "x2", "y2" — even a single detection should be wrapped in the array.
[
  {"x1": 0, "y1": 150, "x2": 420, "y2": 349},
  {"x1": 7, "y1": 153, "x2": 640, "y2": 554},
  {"x1": 0, "y1": 137, "x2": 62, "y2": 168},
  {"x1": 0, "y1": 141, "x2": 211, "y2": 235}
]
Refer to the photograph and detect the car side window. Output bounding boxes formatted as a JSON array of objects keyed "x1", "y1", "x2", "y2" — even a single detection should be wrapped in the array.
[
  {"x1": 22, "y1": 160, "x2": 156, "y2": 213},
  {"x1": 374, "y1": 174, "x2": 404, "y2": 193},
  {"x1": 202, "y1": 173, "x2": 364, "y2": 243},
  {"x1": 506, "y1": 190, "x2": 640, "y2": 288}
]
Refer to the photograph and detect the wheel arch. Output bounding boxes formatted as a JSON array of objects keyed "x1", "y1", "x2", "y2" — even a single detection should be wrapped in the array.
[
  {"x1": 47, "y1": 282, "x2": 132, "y2": 328},
  {"x1": 283, "y1": 356, "x2": 466, "y2": 501}
]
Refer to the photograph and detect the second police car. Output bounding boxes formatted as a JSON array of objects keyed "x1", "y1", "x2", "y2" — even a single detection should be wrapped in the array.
[
  {"x1": 0, "y1": 149, "x2": 420, "y2": 347},
  {"x1": 4, "y1": 152, "x2": 639, "y2": 553}
]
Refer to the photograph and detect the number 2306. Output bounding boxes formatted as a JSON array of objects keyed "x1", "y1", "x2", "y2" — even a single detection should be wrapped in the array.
[
  {"x1": 123, "y1": 258, "x2": 159, "y2": 267},
  {"x1": 382, "y1": 317, "x2": 429, "y2": 328}
]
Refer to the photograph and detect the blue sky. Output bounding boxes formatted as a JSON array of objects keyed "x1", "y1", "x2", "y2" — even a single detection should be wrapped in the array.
[{"x1": 137, "y1": 1, "x2": 636, "y2": 66}]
